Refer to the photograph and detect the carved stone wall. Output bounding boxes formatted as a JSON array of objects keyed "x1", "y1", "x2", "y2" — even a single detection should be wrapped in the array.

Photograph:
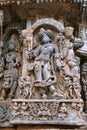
[
  {"x1": 1, "y1": 0, "x2": 87, "y2": 126},
  {"x1": 0, "y1": 17, "x2": 86, "y2": 129}
]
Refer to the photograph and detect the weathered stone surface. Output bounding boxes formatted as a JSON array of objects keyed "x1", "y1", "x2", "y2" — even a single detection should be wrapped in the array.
[
  {"x1": 0, "y1": 101, "x2": 11, "y2": 127},
  {"x1": 10, "y1": 99, "x2": 85, "y2": 126},
  {"x1": 0, "y1": 16, "x2": 87, "y2": 128},
  {"x1": 32, "y1": 18, "x2": 64, "y2": 32}
]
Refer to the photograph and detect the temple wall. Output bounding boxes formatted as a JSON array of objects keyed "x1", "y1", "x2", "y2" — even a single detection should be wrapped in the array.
[{"x1": 0, "y1": 1, "x2": 87, "y2": 130}]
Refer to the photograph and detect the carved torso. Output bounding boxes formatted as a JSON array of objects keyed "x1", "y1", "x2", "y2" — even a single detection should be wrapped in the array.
[{"x1": 35, "y1": 43, "x2": 55, "y2": 62}]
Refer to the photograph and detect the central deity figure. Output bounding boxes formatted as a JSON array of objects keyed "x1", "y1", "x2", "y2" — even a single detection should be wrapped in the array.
[{"x1": 27, "y1": 28, "x2": 63, "y2": 99}]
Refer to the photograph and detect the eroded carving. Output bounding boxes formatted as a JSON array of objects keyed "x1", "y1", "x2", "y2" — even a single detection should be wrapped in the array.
[
  {"x1": 10, "y1": 23, "x2": 86, "y2": 126},
  {"x1": 0, "y1": 101, "x2": 11, "y2": 126},
  {"x1": 11, "y1": 100, "x2": 85, "y2": 126},
  {"x1": 0, "y1": 18, "x2": 85, "y2": 126},
  {"x1": 0, "y1": 34, "x2": 21, "y2": 100},
  {"x1": 0, "y1": 69, "x2": 19, "y2": 100},
  {"x1": 26, "y1": 28, "x2": 65, "y2": 99},
  {"x1": 18, "y1": 76, "x2": 32, "y2": 99},
  {"x1": 15, "y1": 27, "x2": 81, "y2": 99}
]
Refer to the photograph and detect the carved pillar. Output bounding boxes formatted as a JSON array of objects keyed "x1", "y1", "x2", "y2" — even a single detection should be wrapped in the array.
[
  {"x1": 0, "y1": 10, "x2": 4, "y2": 95},
  {"x1": 22, "y1": 29, "x2": 33, "y2": 77},
  {"x1": 26, "y1": 18, "x2": 32, "y2": 29},
  {"x1": 0, "y1": 10, "x2": 3, "y2": 53},
  {"x1": 81, "y1": 62, "x2": 87, "y2": 113},
  {"x1": 79, "y1": 0, "x2": 87, "y2": 41},
  {"x1": 76, "y1": 0, "x2": 87, "y2": 111},
  {"x1": 76, "y1": 42, "x2": 87, "y2": 113}
]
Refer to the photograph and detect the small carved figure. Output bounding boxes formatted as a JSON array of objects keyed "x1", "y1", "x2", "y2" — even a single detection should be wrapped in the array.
[
  {"x1": 64, "y1": 76, "x2": 81, "y2": 99},
  {"x1": 59, "y1": 103, "x2": 67, "y2": 113},
  {"x1": 62, "y1": 27, "x2": 80, "y2": 81},
  {"x1": 18, "y1": 76, "x2": 32, "y2": 99},
  {"x1": 76, "y1": 103, "x2": 83, "y2": 119},
  {"x1": 12, "y1": 102, "x2": 20, "y2": 120},
  {"x1": 8, "y1": 34, "x2": 21, "y2": 52},
  {"x1": 27, "y1": 28, "x2": 64, "y2": 99},
  {"x1": 18, "y1": 77, "x2": 25, "y2": 99},
  {"x1": 20, "y1": 102, "x2": 28, "y2": 119},
  {"x1": 72, "y1": 103, "x2": 83, "y2": 119},
  {"x1": 0, "y1": 68, "x2": 19, "y2": 100},
  {"x1": 50, "y1": 102, "x2": 59, "y2": 116},
  {"x1": 58, "y1": 103, "x2": 67, "y2": 120},
  {"x1": 68, "y1": 83, "x2": 81, "y2": 99},
  {"x1": 0, "y1": 34, "x2": 21, "y2": 100},
  {"x1": 64, "y1": 76, "x2": 72, "y2": 98},
  {"x1": 5, "y1": 42, "x2": 20, "y2": 69}
]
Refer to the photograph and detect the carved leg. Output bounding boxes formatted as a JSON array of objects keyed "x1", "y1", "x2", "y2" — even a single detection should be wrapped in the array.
[
  {"x1": 9, "y1": 81, "x2": 17, "y2": 99},
  {"x1": 39, "y1": 88, "x2": 47, "y2": 99},
  {"x1": 49, "y1": 85, "x2": 64, "y2": 99},
  {"x1": 0, "y1": 88, "x2": 6, "y2": 100},
  {"x1": 43, "y1": 62, "x2": 51, "y2": 80},
  {"x1": 34, "y1": 62, "x2": 42, "y2": 82}
]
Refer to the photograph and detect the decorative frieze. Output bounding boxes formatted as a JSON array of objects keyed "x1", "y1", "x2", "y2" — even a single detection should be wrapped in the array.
[{"x1": 10, "y1": 99, "x2": 85, "y2": 126}]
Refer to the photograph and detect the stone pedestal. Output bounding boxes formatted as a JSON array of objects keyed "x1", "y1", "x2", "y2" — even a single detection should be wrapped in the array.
[{"x1": 10, "y1": 99, "x2": 86, "y2": 127}]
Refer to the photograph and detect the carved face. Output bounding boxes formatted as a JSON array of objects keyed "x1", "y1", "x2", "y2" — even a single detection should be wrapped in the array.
[
  {"x1": 82, "y1": 71, "x2": 87, "y2": 80},
  {"x1": 19, "y1": 77, "x2": 25, "y2": 88},
  {"x1": 3, "y1": 75, "x2": 13, "y2": 89},
  {"x1": 64, "y1": 27, "x2": 74, "y2": 39},
  {"x1": 13, "y1": 102, "x2": 18, "y2": 107},
  {"x1": 5, "y1": 53, "x2": 17, "y2": 64},
  {"x1": 5, "y1": 54, "x2": 12, "y2": 63},
  {"x1": 8, "y1": 43, "x2": 15, "y2": 51}
]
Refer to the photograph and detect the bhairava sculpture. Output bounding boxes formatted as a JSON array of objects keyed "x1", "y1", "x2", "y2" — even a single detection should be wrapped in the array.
[
  {"x1": 21, "y1": 26, "x2": 82, "y2": 100},
  {"x1": 26, "y1": 28, "x2": 64, "y2": 99}
]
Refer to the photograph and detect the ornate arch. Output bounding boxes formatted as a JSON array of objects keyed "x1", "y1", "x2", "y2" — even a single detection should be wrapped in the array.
[
  {"x1": 32, "y1": 18, "x2": 64, "y2": 33},
  {"x1": 3, "y1": 24, "x2": 22, "y2": 46},
  {"x1": 31, "y1": 18, "x2": 64, "y2": 47}
]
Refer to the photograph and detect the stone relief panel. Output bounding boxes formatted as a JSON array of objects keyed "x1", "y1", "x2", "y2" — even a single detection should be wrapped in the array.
[
  {"x1": 11, "y1": 100, "x2": 85, "y2": 126},
  {"x1": 0, "y1": 18, "x2": 86, "y2": 127},
  {"x1": 0, "y1": 32, "x2": 22, "y2": 100},
  {"x1": 10, "y1": 18, "x2": 86, "y2": 126},
  {"x1": 19, "y1": 26, "x2": 82, "y2": 101}
]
